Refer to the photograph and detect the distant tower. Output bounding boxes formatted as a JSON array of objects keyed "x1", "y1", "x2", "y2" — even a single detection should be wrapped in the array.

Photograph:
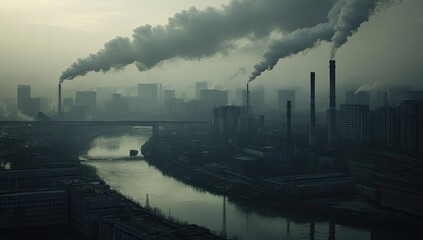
[
  {"x1": 58, "y1": 83, "x2": 62, "y2": 118},
  {"x1": 17, "y1": 85, "x2": 31, "y2": 115},
  {"x1": 309, "y1": 72, "x2": 317, "y2": 148},
  {"x1": 246, "y1": 83, "x2": 250, "y2": 133},
  {"x1": 145, "y1": 194, "x2": 150, "y2": 209},
  {"x1": 308, "y1": 72, "x2": 318, "y2": 172},
  {"x1": 287, "y1": 100, "x2": 292, "y2": 143},
  {"x1": 328, "y1": 60, "x2": 337, "y2": 151}
]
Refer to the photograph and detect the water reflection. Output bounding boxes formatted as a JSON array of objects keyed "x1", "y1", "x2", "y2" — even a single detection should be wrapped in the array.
[{"x1": 85, "y1": 133, "x2": 412, "y2": 240}]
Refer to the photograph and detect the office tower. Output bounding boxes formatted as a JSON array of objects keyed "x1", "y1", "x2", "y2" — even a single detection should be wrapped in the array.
[
  {"x1": 399, "y1": 100, "x2": 423, "y2": 153},
  {"x1": 338, "y1": 104, "x2": 370, "y2": 142},
  {"x1": 195, "y1": 82, "x2": 208, "y2": 100},
  {"x1": 163, "y1": 90, "x2": 176, "y2": 102},
  {"x1": 17, "y1": 85, "x2": 31, "y2": 115},
  {"x1": 200, "y1": 89, "x2": 228, "y2": 107},
  {"x1": 137, "y1": 83, "x2": 159, "y2": 101}
]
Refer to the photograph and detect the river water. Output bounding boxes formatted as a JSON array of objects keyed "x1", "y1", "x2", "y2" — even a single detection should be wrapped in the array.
[{"x1": 83, "y1": 130, "x2": 416, "y2": 240}]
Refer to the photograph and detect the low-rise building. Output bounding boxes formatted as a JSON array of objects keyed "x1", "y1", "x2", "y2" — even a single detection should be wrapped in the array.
[{"x1": 0, "y1": 189, "x2": 68, "y2": 228}]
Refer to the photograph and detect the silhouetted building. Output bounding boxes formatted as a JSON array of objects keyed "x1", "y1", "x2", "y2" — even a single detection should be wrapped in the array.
[
  {"x1": 63, "y1": 179, "x2": 123, "y2": 240},
  {"x1": 138, "y1": 83, "x2": 159, "y2": 101},
  {"x1": 212, "y1": 106, "x2": 242, "y2": 133},
  {"x1": 373, "y1": 159, "x2": 423, "y2": 217},
  {"x1": 278, "y1": 90, "x2": 296, "y2": 114},
  {"x1": 373, "y1": 107, "x2": 397, "y2": 148},
  {"x1": 200, "y1": 89, "x2": 228, "y2": 107},
  {"x1": 399, "y1": 100, "x2": 423, "y2": 153},
  {"x1": 0, "y1": 189, "x2": 68, "y2": 228},
  {"x1": 163, "y1": 90, "x2": 176, "y2": 102},
  {"x1": 251, "y1": 87, "x2": 265, "y2": 114},
  {"x1": 195, "y1": 81, "x2": 208, "y2": 100},
  {"x1": 338, "y1": 104, "x2": 370, "y2": 143},
  {"x1": 17, "y1": 85, "x2": 31, "y2": 115},
  {"x1": 375, "y1": 91, "x2": 389, "y2": 108}
]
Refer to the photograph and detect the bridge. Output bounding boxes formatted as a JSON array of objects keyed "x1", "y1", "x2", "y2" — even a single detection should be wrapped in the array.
[{"x1": 0, "y1": 120, "x2": 209, "y2": 138}]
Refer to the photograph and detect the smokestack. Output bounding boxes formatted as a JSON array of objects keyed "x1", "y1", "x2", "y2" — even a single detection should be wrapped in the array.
[
  {"x1": 328, "y1": 60, "x2": 337, "y2": 150},
  {"x1": 287, "y1": 100, "x2": 292, "y2": 143},
  {"x1": 58, "y1": 83, "x2": 62, "y2": 118},
  {"x1": 309, "y1": 72, "x2": 317, "y2": 148},
  {"x1": 246, "y1": 83, "x2": 250, "y2": 133}
]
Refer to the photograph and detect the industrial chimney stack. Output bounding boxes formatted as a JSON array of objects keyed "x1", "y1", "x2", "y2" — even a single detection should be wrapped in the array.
[
  {"x1": 246, "y1": 83, "x2": 250, "y2": 133},
  {"x1": 309, "y1": 72, "x2": 317, "y2": 148},
  {"x1": 287, "y1": 100, "x2": 292, "y2": 143},
  {"x1": 58, "y1": 83, "x2": 62, "y2": 119},
  {"x1": 328, "y1": 60, "x2": 337, "y2": 150}
]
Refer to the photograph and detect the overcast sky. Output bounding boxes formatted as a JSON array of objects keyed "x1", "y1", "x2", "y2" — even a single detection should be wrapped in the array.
[{"x1": 0, "y1": 0, "x2": 422, "y2": 107}]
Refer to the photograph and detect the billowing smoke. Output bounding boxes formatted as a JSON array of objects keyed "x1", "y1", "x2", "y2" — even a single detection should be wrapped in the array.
[
  {"x1": 60, "y1": 0, "x2": 399, "y2": 83},
  {"x1": 249, "y1": 0, "x2": 399, "y2": 82},
  {"x1": 60, "y1": 0, "x2": 334, "y2": 82}
]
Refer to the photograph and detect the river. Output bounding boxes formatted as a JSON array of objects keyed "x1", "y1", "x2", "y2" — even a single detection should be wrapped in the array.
[{"x1": 83, "y1": 129, "x2": 417, "y2": 240}]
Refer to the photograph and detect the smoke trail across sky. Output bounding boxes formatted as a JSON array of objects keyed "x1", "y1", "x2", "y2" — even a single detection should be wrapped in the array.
[
  {"x1": 249, "y1": 0, "x2": 399, "y2": 82},
  {"x1": 60, "y1": 0, "x2": 399, "y2": 83}
]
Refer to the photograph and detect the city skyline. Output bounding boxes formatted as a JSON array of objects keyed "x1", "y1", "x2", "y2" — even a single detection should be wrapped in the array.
[{"x1": 0, "y1": 0, "x2": 422, "y2": 102}]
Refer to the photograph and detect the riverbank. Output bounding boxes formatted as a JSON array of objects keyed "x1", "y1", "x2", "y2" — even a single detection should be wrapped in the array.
[{"x1": 141, "y1": 138, "x2": 422, "y2": 231}]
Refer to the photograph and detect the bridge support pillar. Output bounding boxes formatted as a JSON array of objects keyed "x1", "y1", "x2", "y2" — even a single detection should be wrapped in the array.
[{"x1": 152, "y1": 124, "x2": 159, "y2": 139}]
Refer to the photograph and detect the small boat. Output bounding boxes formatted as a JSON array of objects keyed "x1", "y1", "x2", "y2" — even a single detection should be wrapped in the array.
[{"x1": 130, "y1": 150, "x2": 138, "y2": 156}]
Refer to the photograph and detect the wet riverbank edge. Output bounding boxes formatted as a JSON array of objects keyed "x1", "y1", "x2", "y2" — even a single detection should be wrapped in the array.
[{"x1": 140, "y1": 139, "x2": 422, "y2": 231}]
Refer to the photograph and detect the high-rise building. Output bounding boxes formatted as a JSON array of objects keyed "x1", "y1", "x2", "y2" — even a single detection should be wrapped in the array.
[
  {"x1": 373, "y1": 107, "x2": 397, "y2": 148},
  {"x1": 17, "y1": 85, "x2": 31, "y2": 115},
  {"x1": 195, "y1": 82, "x2": 208, "y2": 99},
  {"x1": 251, "y1": 87, "x2": 265, "y2": 114},
  {"x1": 399, "y1": 100, "x2": 423, "y2": 153},
  {"x1": 278, "y1": 90, "x2": 296, "y2": 114},
  {"x1": 200, "y1": 89, "x2": 228, "y2": 107},
  {"x1": 137, "y1": 83, "x2": 159, "y2": 101},
  {"x1": 75, "y1": 91, "x2": 97, "y2": 111},
  {"x1": 338, "y1": 104, "x2": 370, "y2": 142},
  {"x1": 212, "y1": 106, "x2": 242, "y2": 133},
  {"x1": 163, "y1": 90, "x2": 176, "y2": 102}
]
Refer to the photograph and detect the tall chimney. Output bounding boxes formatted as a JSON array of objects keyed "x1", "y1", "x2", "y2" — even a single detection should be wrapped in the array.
[
  {"x1": 246, "y1": 83, "x2": 250, "y2": 133},
  {"x1": 328, "y1": 60, "x2": 337, "y2": 150},
  {"x1": 58, "y1": 83, "x2": 62, "y2": 118},
  {"x1": 287, "y1": 100, "x2": 292, "y2": 142},
  {"x1": 309, "y1": 72, "x2": 317, "y2": 148}
]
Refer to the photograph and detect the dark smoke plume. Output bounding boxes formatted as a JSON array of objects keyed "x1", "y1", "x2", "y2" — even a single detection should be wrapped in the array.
[
  {"x1": 60, "y1": 0, "x2": 334, "y2": 82},
  {"x1": 249, "y1": 0, "x2": 399, "y2": 82},
  {"x1": 60, "y1": 0, "x2": 399, "y2": 83}
]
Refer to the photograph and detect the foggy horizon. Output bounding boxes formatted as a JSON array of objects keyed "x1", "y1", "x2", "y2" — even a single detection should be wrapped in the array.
[{"x1": 0, "y1": 0, "x2": 422, "y2": 104}]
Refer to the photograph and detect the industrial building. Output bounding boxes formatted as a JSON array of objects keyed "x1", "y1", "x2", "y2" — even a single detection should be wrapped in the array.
[
  {"x1": 263, "y1": 173, "x2": 357, "y2": 198},
  {"x1": 0, "y1": 189, "x2": 68, "y2": 228}
]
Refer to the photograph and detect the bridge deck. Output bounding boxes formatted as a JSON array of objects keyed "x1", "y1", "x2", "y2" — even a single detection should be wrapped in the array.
[{"x1": 0, "y1": 121, "x2": 208, "y2": 127}]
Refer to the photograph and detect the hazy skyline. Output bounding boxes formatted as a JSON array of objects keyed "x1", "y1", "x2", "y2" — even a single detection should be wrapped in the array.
[{"x1": 0, "y1": 0, "x2": 422, "y2": 104}]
